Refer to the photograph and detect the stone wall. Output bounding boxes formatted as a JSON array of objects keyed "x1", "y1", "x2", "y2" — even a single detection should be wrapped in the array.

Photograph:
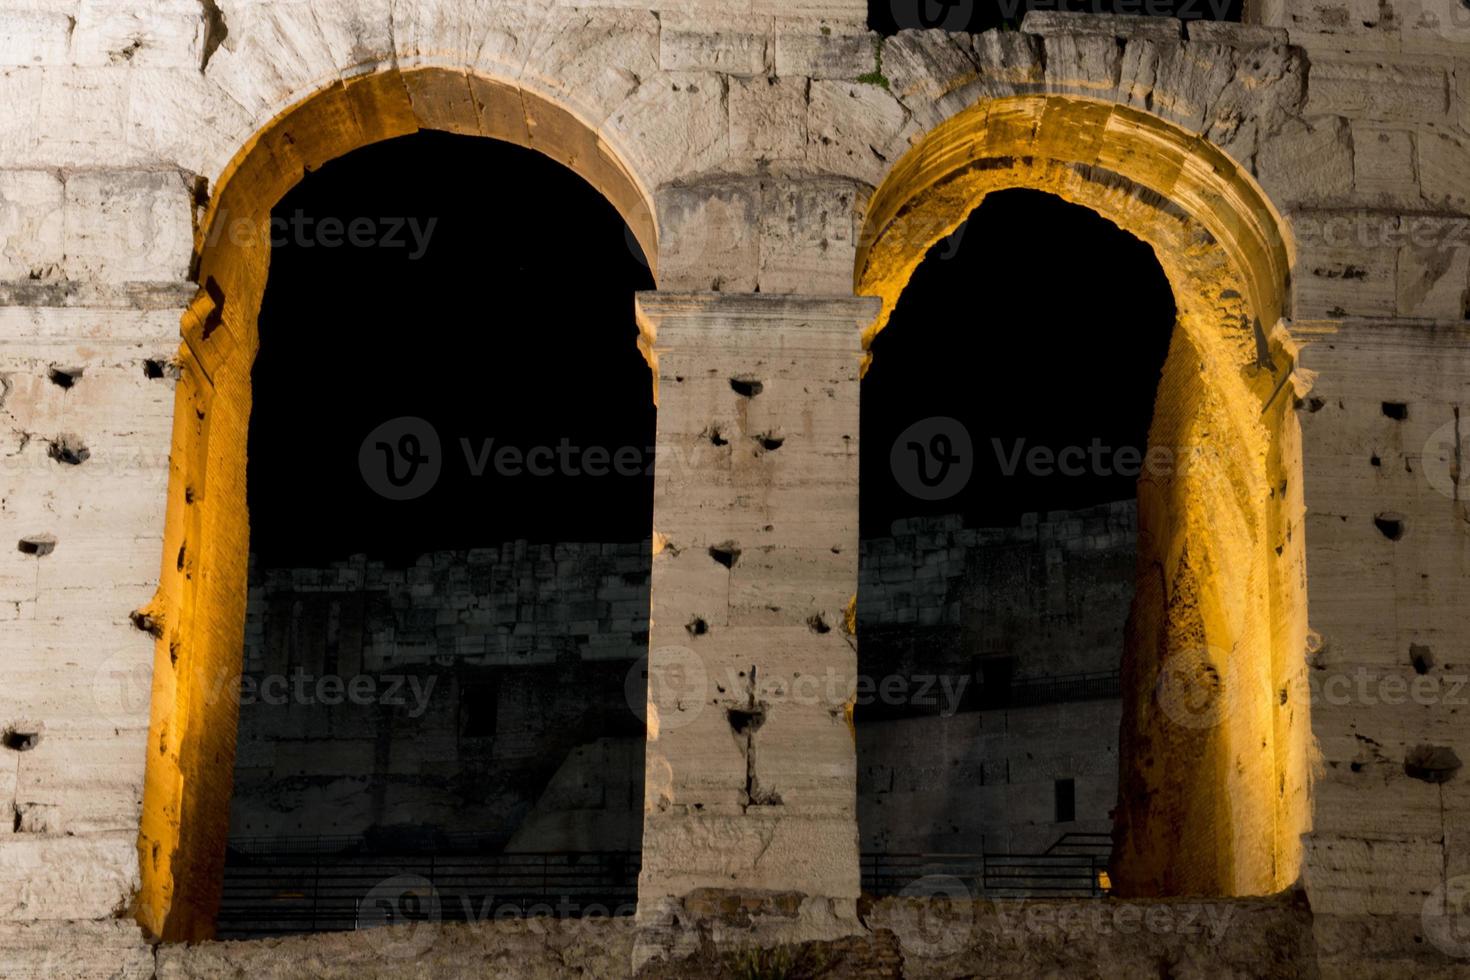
[
  {"x1": 858, "y1": 501, "x2": 1135, "y2": 683},
  {"x1": 231, "y1": 542, "x2": 650, "y2": 846},
  {"x1": 0, "y1": 0, "x2": 1467, "y2": 975},
  {"x1": 230, "y1": 503, "x2": 1132, "y2": 855}
]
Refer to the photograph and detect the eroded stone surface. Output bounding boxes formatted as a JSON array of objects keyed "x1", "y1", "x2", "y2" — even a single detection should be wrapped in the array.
[{"x1": 0, "y1": 1, "x2": 1465, "y2": 975}]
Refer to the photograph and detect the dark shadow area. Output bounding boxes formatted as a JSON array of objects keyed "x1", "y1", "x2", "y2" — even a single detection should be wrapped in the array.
[
  {"x1": 870, "y1": 0, "x2": 1241, "y2": 34},
  {"x1": 855, "y1": 189, "x2": 1174, "y2": 890},
  {"x1": 221, "y1": 131, "x2": 654, "y2": 937},
  {"x1": 247, "y1": 130, "x2": 656, "y2": 568}
]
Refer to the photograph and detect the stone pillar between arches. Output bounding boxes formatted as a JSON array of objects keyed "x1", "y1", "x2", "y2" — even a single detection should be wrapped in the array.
[{"x1": 632, "y1": 293, "x2": 878, "y2": 960}]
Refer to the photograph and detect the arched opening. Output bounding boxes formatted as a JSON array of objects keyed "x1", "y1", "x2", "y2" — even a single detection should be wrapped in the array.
[
  {"x1": 855, "y1": 95, "x2": 1308, "y2": 899},
  {"x1": 135, "y1": 68, "x2": 659, "y2": 942},
  {"x1": 856, "y1": 189, "x2": 1175, "y2": 876}
]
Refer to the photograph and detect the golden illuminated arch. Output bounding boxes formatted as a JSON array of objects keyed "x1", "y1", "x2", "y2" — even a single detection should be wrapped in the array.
[
  {"x1": 857, "y1": 95, "x2": 1310, "y2": 898},
  {"x1": 136, "y1": 66, "x2": 658, "y2": 941}
]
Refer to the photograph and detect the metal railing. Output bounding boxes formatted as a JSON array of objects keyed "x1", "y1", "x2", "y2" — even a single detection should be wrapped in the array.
[
  {"x1": 862, "y1": 833, "x2": 1113, "y2": 899},
  {"x1": 218, "y1": 844, "x2": 639, "y2": 939},
  {"x1": 1004, "y1": 670, "x2": 1121, "y2": 707},
  {"x1": 218, "y1": 832, "x2": 1114, "y2": 937}
]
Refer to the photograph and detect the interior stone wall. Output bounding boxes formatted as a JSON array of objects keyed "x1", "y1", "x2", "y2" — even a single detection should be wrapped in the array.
[
  {"x1": 0, "y1": 0, "x2": 1465, "y2": 976},
  {"x1": 227, "y1": 504, "x2": 1133, "y2": 862}
]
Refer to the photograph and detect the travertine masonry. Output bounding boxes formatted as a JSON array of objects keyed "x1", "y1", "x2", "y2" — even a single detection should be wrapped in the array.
[{"x1": 0, "y1": 0, "x2": 1467, "y2": 975}]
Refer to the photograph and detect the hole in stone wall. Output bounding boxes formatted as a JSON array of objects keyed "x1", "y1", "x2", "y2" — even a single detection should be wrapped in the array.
[
  {"x1": 730, "y1": 377, "x2": 764, "y2": 399},
  {"x1": 705, "y1": 425, "x2": 728, "y2": 447},
  {"x1": 16, "y1": 534, "x2": 56, "y2": 557},
  {"x1": 144, "y1": 358, "x2": 177, "y2": 380},
  {"x1": 200, "y1": 276, "x2": 225, "y2": 339},
  {"x1": 47, "y1": 365, "x2": 82, "y2": 388},
  {"x1": 709, "y1": 542, "x2": 742, "y2": 568},
  {"x1": 130, "y1": 610, "x2": 163, "y2": 638},
  {"x1": 727, "y1": 706, "x2": 767, "y2": 736},
  {"x1": 1374, "y1": 513, "x2": 1406, "y2": 540},
  {"x1": 1409, "y1": 644, "x2": 1435, "y2": 675},
  {"x1": 1404, "y1": 744, "x2": 1462, "y2": 783},
  {"x1": 756, "y1": 432, "x2": 785, "y2": 452},
  {"x1": 47, "y1": 434, "x2": 89, "y2": 465},
  {"x1": 806, "y1": 613, "x2": 830, "y2": 634},
  {"x1": 686, "y1": 616, "x2": 709, "y2": 637},
  {"x1": 2, "y1": 728, "x2": 41, "y2": 752},
  {"x1": 1382, "y1": 402, "x2": 1408, "y2": 420}
]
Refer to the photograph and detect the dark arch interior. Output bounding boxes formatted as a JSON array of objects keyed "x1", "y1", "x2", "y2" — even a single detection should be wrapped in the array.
[
  {"x1": 855, "y1": 189, "x2": 1175, "y2": 882},
  {"x1": 221, "y1": 131, "x2": 654, "y2": 937},
  {"x1": 868, "y1": 0, "x2": 1241, "y2": 34},
  {"x1": 861, "y1": 189, "x2": 1176, "y2": 536},
  {"x1": 247, "y1": 130, "x2": 656, "y2": 568}
]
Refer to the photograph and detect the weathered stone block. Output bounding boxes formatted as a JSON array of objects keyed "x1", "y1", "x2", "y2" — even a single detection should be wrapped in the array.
[
  {"x1": 1021, "y1": 10, "x2": 1183, "y2": 42},
  {"x1": 1417, "y1": 129, "x2": 1470, "y2": 211},
  {"x1": 0, "y1": 171, "x2": 64, "y2": 280},
  {"x1": 1306, "y1": 58, "x2": 1451, "y2": 123},
  {"x1": 1257, "y1": 116, "x2": 1354, "y2": 205},
  {"x1": 757, "y1": 179, "x2": 859, "y2": 295},
  {"x1": 0, "y1": 832, "x2": 136, "y2": 919},
  {"x1": 0, "y1": 10, "x2": 75, "y2": 67},
  {"x1": 806, "y1": 80, "x2": 908, "y2": 185},
  {"x1": 656, "y1": 180, "x2": 760, "y2": 293},
  {"x1": 774, "y1": 30, "x2": 875, "y2": 79},
  {"x1": 1352, "y1": 125, "x2": 1418, "y2": 204},
  {"x1": 71, "y1": 0, "x2": 205, "y2": 69},
  {"x1": 661, "y1": 26, "x2": 767, "y2": 75},
  {"x1": 1397, "y1": 240, "x2": 1469, "y2": 319},
  {"x1": 61, "y1": 170, "x2": 192, "y2": 283},
  {"x1": 730, "y1": 75, "x2": 808, "y2": 161}
]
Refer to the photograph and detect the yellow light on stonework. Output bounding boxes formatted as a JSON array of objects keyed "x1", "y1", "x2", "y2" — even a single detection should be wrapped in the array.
[{"x1": 1097, "y1": 870, "x2": 1113, "y2": 892}]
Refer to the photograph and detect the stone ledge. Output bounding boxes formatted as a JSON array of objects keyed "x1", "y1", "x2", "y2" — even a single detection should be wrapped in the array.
[
  {"x1": 1019, "y1": 10, "x2": 1183, "y2": 41},
  {"x1": 1186, "y1": 20, "x2": 1290, "y2": 48}
]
